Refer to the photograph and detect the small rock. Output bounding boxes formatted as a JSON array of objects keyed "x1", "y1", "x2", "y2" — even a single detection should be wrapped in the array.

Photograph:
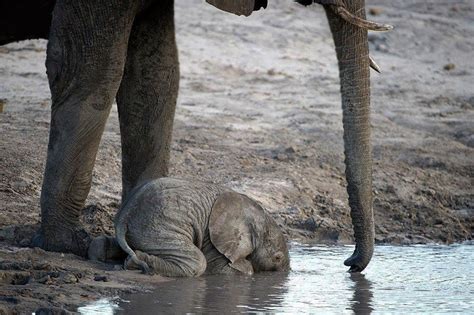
[
  {"x1": 94, "y1": 275, "x2": 108, "y2": 282},
  {"x1": 369, "y1": 7, "x2": 383, "y2": 16},
  {"x1": 443, "y1": 63, "x2": 455, "y2": 71},
  {"x1": 275, "y1": 153, "x2": 289, "y2": 161},
  {"x1": 434, "y1": 218, "x2": 444, "y2": 225},
  {"x1": 32, "y1": 247, "x2": 47, "y2": 255},
  {"x1": 113, "y1": 265, "x2": 123, "y2": 271},
  {"x1": 424, "y1": 188, "x2": 436, "y2": 196},
  {"x1": 19, "y1": 238, "x2": 30, "y2": 247},
  {"x1": 61, "y1": 273, "x2": 78, "y2": 284},
  {"x1": 37, "y1": 275, "x2": 53, "y2": 285}
]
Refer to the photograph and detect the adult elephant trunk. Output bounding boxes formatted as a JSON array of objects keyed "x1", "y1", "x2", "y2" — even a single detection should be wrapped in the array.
[{"x1": 324, "y1": 0, "x2": 374, "y2": 272}]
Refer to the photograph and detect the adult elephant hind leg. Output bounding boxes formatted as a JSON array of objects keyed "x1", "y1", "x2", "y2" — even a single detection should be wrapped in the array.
[
  {"x1": 127, "y1": 244, "x2": 207, "y2": 277},
  {"x1": 35, "y1": 0, "x2": 138, "y2": 256},
  {"x1": 117, "y1": 0, "x2": 179, "y2": 200}
]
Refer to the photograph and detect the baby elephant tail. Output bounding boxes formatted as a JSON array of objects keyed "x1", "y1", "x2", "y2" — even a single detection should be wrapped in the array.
[{"x1": 115, "y1": 223, "x2": 150, "y2": 274}]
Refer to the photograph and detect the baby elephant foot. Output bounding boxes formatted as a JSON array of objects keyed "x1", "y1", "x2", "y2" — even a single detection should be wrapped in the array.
[
  {"x1": 124, "y1": 250, "x2": 150, "y2": 274},
  {"x1": 88, "y1": 236, "x2": 127, "y2": 262},
  {"x1": 31, "y1": 227, "x2": 91, "y2": 257}
]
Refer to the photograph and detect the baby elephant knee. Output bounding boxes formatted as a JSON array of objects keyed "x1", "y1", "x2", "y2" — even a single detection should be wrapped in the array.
[{"x1": 193, "y1": 252, "x2": 207, "y2": 277}]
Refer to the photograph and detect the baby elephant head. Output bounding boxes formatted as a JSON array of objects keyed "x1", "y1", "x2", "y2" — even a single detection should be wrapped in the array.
[{"x1": 209, "y1": 192, "x2": 290, "y2": 275}]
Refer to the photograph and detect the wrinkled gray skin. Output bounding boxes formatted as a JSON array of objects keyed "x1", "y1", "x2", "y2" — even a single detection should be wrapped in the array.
[
  {"x1": 1, "y1": 0, "x2": 375, "y2": 271},
  {"x1": 111, "y1": 178, "x2": 290, "y2": 277}
]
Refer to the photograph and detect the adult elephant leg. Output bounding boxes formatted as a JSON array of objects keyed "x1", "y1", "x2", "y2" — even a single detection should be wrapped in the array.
[
  {"x1": 36, "y1": 0, "x2": 137, "y2": 256},
  {"x1": 117, "y1": 0, "x2": 179, "y2": 200},
  {"x1": 324, "y1": 1, "x2": 374, "y2": 272}
]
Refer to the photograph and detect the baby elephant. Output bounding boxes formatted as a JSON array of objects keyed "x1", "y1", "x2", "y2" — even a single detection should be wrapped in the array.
[{"x1": 114, "y1": 178, "x2": 289, "y2": 277}]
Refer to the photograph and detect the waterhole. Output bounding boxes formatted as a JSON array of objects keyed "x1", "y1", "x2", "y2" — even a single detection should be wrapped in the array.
[{"x1": 79, "y1": 244, "x2": 473, "y2": 314}]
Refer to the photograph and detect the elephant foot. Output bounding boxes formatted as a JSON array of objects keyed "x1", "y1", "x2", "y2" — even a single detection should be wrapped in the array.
[
  {"x1": 88, "y1": 235, "x2": 127, "y2": 262},
  {"x1": 31, "y1": 227, "x2": 91, "y2": 257}
]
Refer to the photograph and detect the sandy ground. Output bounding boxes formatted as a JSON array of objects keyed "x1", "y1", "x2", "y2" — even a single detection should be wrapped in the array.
[{"x1": 0, "y1": 0, "x2": 473, "y2": 313}]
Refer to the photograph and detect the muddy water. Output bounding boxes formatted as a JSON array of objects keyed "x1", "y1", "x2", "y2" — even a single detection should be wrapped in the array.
[{"x1": 79, "y1": 244, "x2": 473, "y2": 314}]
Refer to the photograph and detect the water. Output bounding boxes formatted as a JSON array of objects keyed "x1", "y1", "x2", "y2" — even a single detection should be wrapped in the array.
[{"x1": 79, "y1": 244, "x2": 474, "y2": 314}]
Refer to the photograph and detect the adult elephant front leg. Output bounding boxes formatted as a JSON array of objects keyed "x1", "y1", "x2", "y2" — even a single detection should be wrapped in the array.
[
  {"x1": 117, "y1": 0, "x2": 179, "y2": 200},
  {"x1": 34, "y1": 0, "x2": 138, "y2": 256}
]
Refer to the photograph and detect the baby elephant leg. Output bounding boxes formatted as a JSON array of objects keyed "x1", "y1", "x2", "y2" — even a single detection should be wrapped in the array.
[
  {"x1": 204, "y1": 246, "x2": 242, "y2": 275},
  {"x1": 203, "y1": 241, "x2": 253, "y2": 275},
  {"x1": 126, "y1": 244, "x2": 207, "y2": 277},
  {"x1": 88, "y1": 236, "x2": 127, "y2": 262}
]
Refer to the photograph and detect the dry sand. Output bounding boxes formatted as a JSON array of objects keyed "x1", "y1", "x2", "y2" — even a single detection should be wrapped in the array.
[{"x1": 0, "y1": 0, "x2": 472, "y2": 312}]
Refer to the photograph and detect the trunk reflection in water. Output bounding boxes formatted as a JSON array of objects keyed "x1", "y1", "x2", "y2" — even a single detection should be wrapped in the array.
[{"x1": 79, "y1": 244, "x2": 474, "y2": 314}]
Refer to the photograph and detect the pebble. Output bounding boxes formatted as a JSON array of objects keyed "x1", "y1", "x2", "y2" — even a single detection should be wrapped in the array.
[
  {"x1": 94, "y1": 275, "x2": 108, "y2": 282},
  {"x1": 19, "y1": 238, "x2": 30, "y2": 247},
  {"x1": 33, "y1": 247, "x2": 47, "y2": 255},
  {"x1": 275, "y1": 153, "x2": 289, "y2": 161},
  {"x1": 443, "y1": 63, "x2": 455, "y2": 71},
  {"x1": 369, "y1": 7, "x2": 383, "y2": 15},
  {"x1": 37, "y1": 275, "x2": 53, "y2": 285},
  {"x1": 62, "y1": 273, "x2": 78, "y2": 284}
]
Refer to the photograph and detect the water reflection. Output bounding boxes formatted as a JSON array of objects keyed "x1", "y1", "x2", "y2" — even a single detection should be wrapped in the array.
[
  {"x1": 119, "y1": 272, "x2": 289, "y2": 314},
  {"x1": 79, "y1": 244, "x2": 474, "y2": 314},
  {"x1": 350, "y1": 273, "x2": 373, "y2": 314}
]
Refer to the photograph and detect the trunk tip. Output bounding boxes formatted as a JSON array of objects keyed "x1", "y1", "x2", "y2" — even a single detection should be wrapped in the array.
[{"x1": 344, "y1": 247, "x2": 373, "y2": 272}]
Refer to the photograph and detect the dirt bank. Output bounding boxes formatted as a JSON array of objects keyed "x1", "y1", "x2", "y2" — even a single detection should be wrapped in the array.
[{"x1": 0, "y1": 0, "x2": 472, "y2": 313}]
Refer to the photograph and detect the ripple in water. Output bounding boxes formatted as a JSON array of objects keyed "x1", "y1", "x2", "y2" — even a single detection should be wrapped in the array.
[{"x1": 78, "y1": 244, "x2": 474, "y2": 314}]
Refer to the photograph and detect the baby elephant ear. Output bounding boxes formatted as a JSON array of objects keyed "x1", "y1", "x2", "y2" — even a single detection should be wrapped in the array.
[{"x1": 209, "y1": 192, "x2": 257, "y2": 269}]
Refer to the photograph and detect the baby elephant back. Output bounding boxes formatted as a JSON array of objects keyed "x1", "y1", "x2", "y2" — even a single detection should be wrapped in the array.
[{"x1": 117, "y1": 178, "x2": 224, "y2": 250}]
